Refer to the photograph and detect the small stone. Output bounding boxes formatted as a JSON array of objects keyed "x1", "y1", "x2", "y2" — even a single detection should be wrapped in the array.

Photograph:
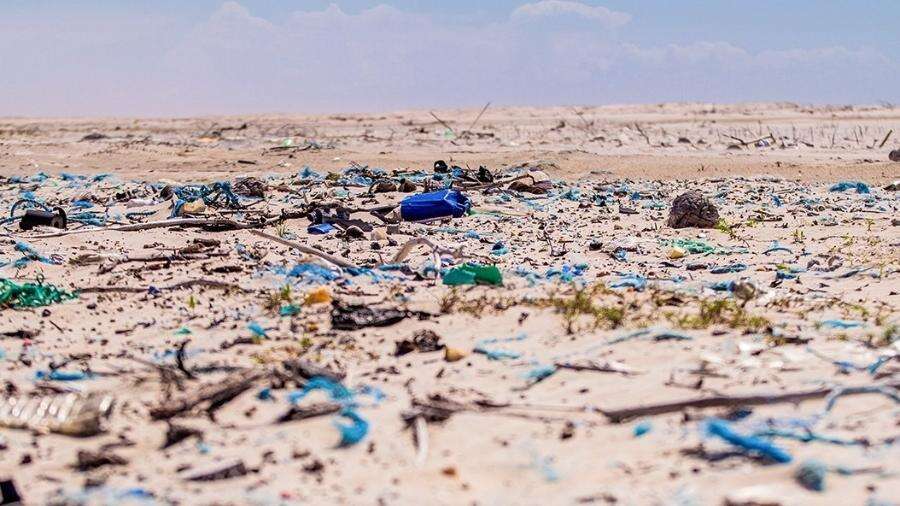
[
  {"x1": 724, "y1": 485, "x2": 783, "y2": 506},
  {"x1": 444, "y1": 347, "x2": 467, "y2": 362},
  {"x1": 667, "y1": 247, "x2": 686, "y2": 259},
  {"x1": 889, "y1": 149, "x2": 900, "y2": 162},
  {"x1": 233, "y1": 176, "x2": 267, "y2": 198}
]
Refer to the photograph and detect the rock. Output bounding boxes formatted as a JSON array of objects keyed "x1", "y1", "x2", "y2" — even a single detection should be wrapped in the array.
[
  {"x1": 180, "y1": 200, "x2": 207, "y2": 215},
  {"x1": 74, "y1": 449, "x2": 128, "y2": 471},
  {"x1": 233, "y1": 177, "x2": 267, "y2": 198},
  {"x1": 668, "y1": 191, "x2": 719, "y2": 229},
  {"x1": 889, "y1": 149, "x2": 900, "y2": 162},
  {"x1": 372, "y1": 181, "x2": 398, "y2": 193},
  {"x1": 667, "y1": 247, "x2": 686, "y2": 259},
  {"x1": 181, "y1": 459, "x2": 248, "y2": 482}
]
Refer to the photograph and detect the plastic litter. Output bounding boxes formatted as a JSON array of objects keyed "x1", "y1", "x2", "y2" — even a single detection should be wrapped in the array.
[
  {"x1": 442, "y1": 263, "x2": 503, "y2": 286},
  {"x1": 828, "y1": 181, "x2": 870, "y2": 194},
  {"x1": 400, "y1": 189, "x2": 471, "y2": 221},
  {"x1": 0, "y1": 393, "x2": 114, "y2": 437},
  {"x1": 704, "y1": 418, "x2": 792, "y2": 463},
  {"x1": 0, "y1": 278, "x2": 77, "y2": 308},
  {"x1": 19, "y1": 207, "x2": 67, "y2": 231}
]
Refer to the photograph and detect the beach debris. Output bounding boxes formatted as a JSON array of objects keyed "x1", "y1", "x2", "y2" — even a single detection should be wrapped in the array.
[
  {"x1": 667, "y1": 191, "x2": 719, "y2": 228},
  {"x1": 74, "y1": 449, "x2": 128, "y2": 471},
  {"x1": 0, "y1": 479, "x2": 21, "y2": 505},
  {"x1": 395, "y1": 329, "x2": 444, "y2": 356},
  {"x1": 400, "y1": 189, "x2": 471, "y2": 221},
  {"x1": 181, "y1": 459, "x2": 249, "y2": 482},
  {"x1": 232, "y1": 176, "x2": 267, "y2": 198},
  {"x1": 442, "y1": 264, "x2": 503, "y2": 286},
  {"x1": 829, "y1": 181, "x2": 870, "y2": 194},
  {"x1": 704, "y1": 418, "x2": 792, "y2": 463},
  {"x1": 443, "y1": 347, "x2": 468, "y2": 362},
  {"x1": 1, "y1": 148, "x2": 897, "y2": 504},
  {"x1": 0, "y1": 393, "x2": 114, "y2": 437},
  {"x1": 18, "y1": 207, "x2": 67, "y2": 231},
  {"x1": 331, "y1": 302, "x2": 427, "y2": 330},
  {"x1": 794, "y1": 460, "x2": 827, "y2": 491},
  {"x1": 0, "y1": 279, "x2": 77, "y2": 309}
]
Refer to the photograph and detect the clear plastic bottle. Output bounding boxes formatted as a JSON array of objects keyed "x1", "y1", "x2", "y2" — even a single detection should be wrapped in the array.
[{"x1": 0, "y1": 393, "x2": 114, "y2": 436}]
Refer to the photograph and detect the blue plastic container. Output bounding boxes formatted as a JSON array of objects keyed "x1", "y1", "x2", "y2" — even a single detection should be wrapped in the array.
[{"x1": 400, "y1": 189, "x2": 471, "y2": 221}]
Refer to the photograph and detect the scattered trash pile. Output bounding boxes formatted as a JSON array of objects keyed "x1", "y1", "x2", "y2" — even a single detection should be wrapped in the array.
[{"x1": 0, "y1": 165, "x2": 897, "y2": 504}]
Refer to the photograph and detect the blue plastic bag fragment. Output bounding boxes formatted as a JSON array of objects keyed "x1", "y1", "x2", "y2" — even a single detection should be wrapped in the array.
[
  {"x1": 400, "y1": 189, "x2": 471, "y2": 221},
  {"x1": 829, "y1": 181, "x2": 870, "y2": 194},
  {"x1": 710, "y1": 263, "x2": 747, "y2": 274},
  {"x1": 819, "y1": 319, "x2": 863, "y2": 330},
  {"x1": 308, "y1": 223, "x2": 335, "y2": 235},
  {"x1": 287, "y1": 263, "x2": 341, "y2": 283},
  {"x1": 705, "y1": 418, "x2": 792, "y2": 463},
  {"x1": 335, "y1": 409, "x2": 369, "y2": 446},
  {"x1": 633, "y1": 421, "x2": 652, "y2": 437},
  {"x1": 607, "y1": 273, "x2": 647, "y2": 291},
  {"x1": 287, "y1": 376, "x2": 370, "y2": 447},
  {"x1": 248, "y1": 321, "x2": 267, "y2": 338},
  {"x1": 35, "y1": 370, "x2": 91, "y2": 381}
]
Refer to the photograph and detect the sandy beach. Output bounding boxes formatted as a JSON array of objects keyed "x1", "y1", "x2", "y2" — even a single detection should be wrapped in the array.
[{"x1": 0, "y1": 102, "x2": 898, "y2": 505}]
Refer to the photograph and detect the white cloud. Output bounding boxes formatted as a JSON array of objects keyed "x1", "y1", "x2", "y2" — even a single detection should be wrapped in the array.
[{"x1": 511, "y1": 0, "x2": 631, "y2": 28}]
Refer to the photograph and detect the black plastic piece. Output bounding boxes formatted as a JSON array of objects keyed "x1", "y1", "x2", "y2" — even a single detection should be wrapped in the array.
[{"x1": 19, "y1": 207, "x2": 67, "y2": 231}]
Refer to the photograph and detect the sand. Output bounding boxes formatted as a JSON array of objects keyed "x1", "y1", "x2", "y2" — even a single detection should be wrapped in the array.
[{"x1": 0, "y1": 103, "x2": 898, "y2": 505}]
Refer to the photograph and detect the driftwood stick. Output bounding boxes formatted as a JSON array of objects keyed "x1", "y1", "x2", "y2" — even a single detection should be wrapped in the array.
[
  {"x1": 150, "y1": 371, "x2": 266, "y2": 420},
  {"x1": 634, "y1": 123, "x2": 651, "y2": 145},
  {"x1": 249, "y1": 229, "x2": 358, "y2": 269},
  {"x1": 98, "y1": 252, "x2": 228, "y2": 274},
  {"x1": 554, "y1": 361, "x2": 638, "y2": 376},
  {"x1": 878, "y1": 129, "x2": 893, "y2": 148},
  {"x1": 463, "y1": 101, "x2": 491, "y2": 135},
  {"x1": 79, "y1": 279, "x2": 245, "y2": 294},
  {"x1": 429, "y1": 111, "x2": 455, "y2": 136},
  {"x1": 601, "y1": 382, "x2": 899, "y2": 423},
  {"x1": 24, "y1": 218, "x2": 274, "y2": 239},
  {"x1": 276, "y1": 402, "x2": 342, "y2": 423}
]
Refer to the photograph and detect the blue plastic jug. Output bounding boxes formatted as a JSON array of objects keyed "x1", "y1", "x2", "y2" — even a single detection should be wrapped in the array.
[{"x1": 400, "y1": 189, "x2": 471, "y2": 221}]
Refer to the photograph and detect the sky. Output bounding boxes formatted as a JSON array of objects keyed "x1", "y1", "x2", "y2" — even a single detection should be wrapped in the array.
[{"x1": 1, "y1": 0, "x2": 898, "y2": 117}]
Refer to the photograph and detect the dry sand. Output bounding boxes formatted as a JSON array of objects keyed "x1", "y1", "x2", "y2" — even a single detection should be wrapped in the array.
[{"x1": 0, "y1": 103, "x2": 898, "y2": 505}]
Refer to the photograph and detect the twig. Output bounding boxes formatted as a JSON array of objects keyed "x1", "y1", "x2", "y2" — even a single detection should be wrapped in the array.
[
  {"x1": 277, "y1": 402, "x2": 342, "y2": 423},
  {"x1": 22, "y1": 218, "x2": 274, "y2": 239},
  {"x1": 79, "y1": 279, "x2": 245, "y2": 294},
  {"x1": 554, "y1": 361, "x2": 639, "y2": 376},
  {"x1": 429, "y1": 111, "x2": 455, "y2": 137},
  {"x1": 462, "y1": 102, "x2": 491, "y2": 135},
  {"x1": 634, "y1": 123, "x2": 651, "y2": 145},
  {"x1": 150, "y1": 370, "x2": 267, "y2": 420},
  {"x1": 98, "y1": 252, "x2": 229, "y2": 274},
  {"x1": 601, "y1": 381, "x2": 899, "y2": 423},
  {"x1": 175, "y1": 339, "x2": 196, "y2": 380},
  {"x1": 248, "y1": 229, "x2": 358, "y2": 269},
  {"x1": 878, "y1": 129, "x2": 893, "y2": 148}
]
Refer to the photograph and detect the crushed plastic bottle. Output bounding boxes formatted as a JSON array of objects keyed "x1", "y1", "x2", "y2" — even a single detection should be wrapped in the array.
[{"x1": 0, "y1": 393, "x2": 114, "y2": 437}]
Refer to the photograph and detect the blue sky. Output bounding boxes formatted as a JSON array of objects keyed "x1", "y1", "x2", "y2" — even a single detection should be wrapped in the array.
[{"x1": 1, "y1": 1, "x2": 898, "y2": 117}]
